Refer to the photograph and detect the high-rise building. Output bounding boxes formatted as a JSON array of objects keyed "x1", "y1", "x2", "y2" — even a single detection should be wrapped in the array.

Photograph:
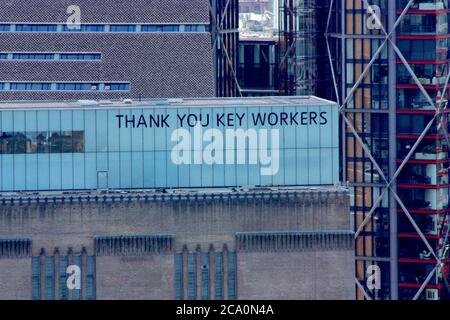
[
  {"x1": 327, "y1": 0, "x2": 450, "y2": 300},
  {"x1": 0, "y1": 0, "x2": 215, "y2": 100}
]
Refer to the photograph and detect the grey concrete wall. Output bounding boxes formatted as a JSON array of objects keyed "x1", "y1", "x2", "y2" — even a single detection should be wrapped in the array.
[
  {"x1": 0, "y1": 258, "x2": 31, "y2": 300},
  {"x1": 96, "y1": 255, "x2": 174, "y2": 300}
]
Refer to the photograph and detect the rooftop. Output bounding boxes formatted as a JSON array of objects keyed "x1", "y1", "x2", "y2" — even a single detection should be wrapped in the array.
[
  {"x1": 0, "y1": 185, "x2": 348, "y2": 202},
  {"x1": 0, "y1": 96, "x2": 336, "y2": 111}
]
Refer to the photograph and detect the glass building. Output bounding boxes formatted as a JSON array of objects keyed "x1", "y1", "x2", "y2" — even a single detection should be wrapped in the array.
[
  {"x1": 327, "y1": 0, "x2": 450, "y2": 300},
  {"x1": 0, "y1": 97, "x2": 338, "y2": 192}
]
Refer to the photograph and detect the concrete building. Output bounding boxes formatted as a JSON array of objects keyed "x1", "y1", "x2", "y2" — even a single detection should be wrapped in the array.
[
  {"x1": 0, "y1": 186, "x2": 353, "y2": 300},
  {"x1": 0, "y1": 96, "x2": 353, "y2": 300},
  {"x1": 0, "y1": 0, "x2": 215, "y2": 100}
]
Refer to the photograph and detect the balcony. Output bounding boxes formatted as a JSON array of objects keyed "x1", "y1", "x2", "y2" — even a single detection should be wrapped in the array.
[
  {"x1": 399, "y1": 237, "x2": 440, "y2": 261},
  {"x1": 398, "y1": 212, "x2": 444, "y2": 235},
  {"x1": 398, "y1": 163, "x2": 449, "y2": 186},
  {"x1": 399, "y1": 263, "x2": 439, "y2": 286},
  {"x1": 397, "y1": 188, "x2": 449, "y2": 210},
  {"x1": 398, "y1": 13, "x2": 448, "y2": 35},
  {"x1": 397, "y1": 0, "x2": 448, "y2": 11}
]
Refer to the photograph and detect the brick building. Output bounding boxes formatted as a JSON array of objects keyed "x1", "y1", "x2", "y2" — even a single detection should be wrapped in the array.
[
  {"x1": 0, "y1": 187, "x2": 354, "y2": 300},
  {"x1": 0, "y1": 0, "x2": 214, "y2": 100}
]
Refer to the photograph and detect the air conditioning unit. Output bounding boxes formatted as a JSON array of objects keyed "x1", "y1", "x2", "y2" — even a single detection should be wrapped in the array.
[{"x1": 425, "y1": 289, "x2": 439, "y2": 300}]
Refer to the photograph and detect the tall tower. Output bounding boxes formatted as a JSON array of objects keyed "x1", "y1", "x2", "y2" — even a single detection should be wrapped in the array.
[{"x1": 327, "y1": 0, "x2": 450, "y2": 300}]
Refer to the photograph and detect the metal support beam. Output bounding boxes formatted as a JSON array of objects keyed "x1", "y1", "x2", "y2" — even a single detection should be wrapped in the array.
[{"x1": 388, "y1": 0, "x2": 398, "y2": 300}]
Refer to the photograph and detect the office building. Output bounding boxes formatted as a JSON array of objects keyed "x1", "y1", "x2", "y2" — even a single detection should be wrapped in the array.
[{"x1": 327, "y1": 0, "x2": 450, "y2": 300}]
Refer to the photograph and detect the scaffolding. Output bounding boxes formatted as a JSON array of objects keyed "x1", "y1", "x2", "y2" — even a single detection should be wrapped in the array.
[{"x1": 210, "y1": 0, "x2": 241, "y2": 97}]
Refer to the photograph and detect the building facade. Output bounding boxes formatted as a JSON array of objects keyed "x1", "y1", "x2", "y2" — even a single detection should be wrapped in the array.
[
  {"x1": 327, "y1": 0, "x2": 450, "y2": 300},
  {"x1": 0, "y1": 0, "x2": 215, "y2": 100},
  {"x1": 0, "y1": 96, "x2": 351, "y2": 300},
  {"x1": 0, "y1": 97, "x2": 339, "y2": 192},
  {"x1": 0, "y1": 186, "x2": 353, "y2": 300}
]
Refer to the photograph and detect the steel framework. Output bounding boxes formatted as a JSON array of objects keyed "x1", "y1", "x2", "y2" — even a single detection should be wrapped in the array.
[
  {"x1": 278, "y1": 0, "x2": 331, "y2": 98},
  {"x1": 325, "y1": 0, "x2": 450, "y2": 300},
  {"x1": 210, "y1": 0, "x2": 243, "y2": 97}
]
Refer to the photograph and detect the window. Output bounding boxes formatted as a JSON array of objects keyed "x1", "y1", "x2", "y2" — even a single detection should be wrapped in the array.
[
  {"x1": 0, "y1": 131, "x2": 85, "y2": 154},
  {"x1": 62, "y1": 24, "x2": 105, "y2": 32},
  {"x1": 1, "y1": 23, "x2": 207, "y2": 34},
  {"x1": 12, "y1": 53, "x2": 54, "y2": 60},
  {"x1": 16, "y1": 24, "x2": 57, "y2": 32},
  {"x1": 162, "y1": 25, "x2": 180, "y2": 32},
  {"x1": 10, "y1": 83, "x2": 51, "y2": 91},
  {"x1": 110, "y1": 25, "x2": 136, "y2": 32},
  {"x1": 56, "y1": 83, "x2": 98, "y2": 91},
  {"x1": 141, "y1": 25, "x2": 163, "y2": 32},
  {"x1": 0, "y1": 24, "x2": 11, "y2": 31},
  {"x1": 1, "y1": 82, "x2": 128, "y2": 91},
  {"x1": 60, "y1": 53, "x2": 101, "y2": 60},
  {"x1": 105, "y1": 83, "x2": 129, "y2": 91},
  {"x1": 185, "y1": 25, "x2": 206, "y2": 32},
  {"x1": 0, "y1": 53, "x2": 101, "y2": 61},
  {"x1": 31, "y1": 257, "x2": 40, "y2": 300}
]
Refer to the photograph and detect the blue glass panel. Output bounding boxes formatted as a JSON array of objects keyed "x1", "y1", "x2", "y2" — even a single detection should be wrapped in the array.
[
  {"x1": 45, "y1": 256, "x2": 55, "y2": 300},
  {"x1": 174, "y1": 254, "x2": 183, "y2": 300},
  {"x1": 110, "y1": 25, "x2": 136, "y2": 32},
  {"x1": 201, "y1": 253, "x2": 209, "y2": 300},
  {"x1": 188, "y1": 253, "x2": 196, "y2": 300},
  {"x1": 59, "y1": 256, "x2": 68, "y2": 300},
  {"x1": 228, "y1": 252, "x2": 236, "y2": 300},
  {"x1": 32, "y1": 257, "x2": 40, "y2": 300},
  {"x1": 215, "y1": 253, "x2": 223, "y2": 300}
]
